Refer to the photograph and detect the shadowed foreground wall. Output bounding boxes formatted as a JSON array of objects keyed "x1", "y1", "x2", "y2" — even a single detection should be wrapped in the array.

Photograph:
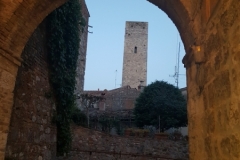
[
  {"x1": 3, "y1": 1, "x2": 90, "y2": 159},
  {"x1": 0, "y1": 0, "x2": 67, "y2": 158},
  {"x1": 5, "y1": 20, "x2": 57, "y2": 160}
]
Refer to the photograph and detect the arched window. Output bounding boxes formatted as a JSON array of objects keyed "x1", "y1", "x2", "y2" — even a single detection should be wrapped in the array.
[{"x1": 134, "y1": 46, "x2": 137, "y2": 53}]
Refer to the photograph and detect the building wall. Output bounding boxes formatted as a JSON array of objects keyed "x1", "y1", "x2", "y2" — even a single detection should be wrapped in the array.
[
  {"x1": 5, "y1": 20, "x2": 57, "y2": 160},
  {"x1": 104, "y1": 86, "x2": 140, "y2": 111},
  {"x1": 75, "y1": 0, "x2": 90, "y2": 107},
  {"x1": 5, "y1": 1, "x2": 89, "y2": 159},
  {"x1": 82, "y1": 86, "x2": 140, "y2": 111},
  {"x1": 122, "y1": 21, "x2": 148, "y2": 89}
]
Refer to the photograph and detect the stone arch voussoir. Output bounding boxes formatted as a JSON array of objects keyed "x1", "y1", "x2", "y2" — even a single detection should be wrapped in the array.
[{"x1": 147, "y1": 0, "x2": 197, "y2": 58}]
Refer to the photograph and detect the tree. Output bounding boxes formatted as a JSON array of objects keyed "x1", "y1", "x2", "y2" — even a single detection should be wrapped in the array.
[
  {"x1": 80, "y1": 93, "x2": 104, "y2": 127},
  {"x1": 71, "y1": 106, "x2": 87, "y2": 127},
  {"x1": 134, "y1": 81, "x2": 187, "y2": 132}
]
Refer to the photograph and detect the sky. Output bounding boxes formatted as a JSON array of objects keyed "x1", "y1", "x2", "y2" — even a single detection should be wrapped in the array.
[{"x1": 84, "y1": 0, "x2": 186, "y2": 91}]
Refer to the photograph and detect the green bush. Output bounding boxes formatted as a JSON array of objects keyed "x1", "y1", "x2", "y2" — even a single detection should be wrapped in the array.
[
  {"x1": 134, "y1": 81, "x2": 187, "y2": 132},
  {"x1": 71, "y1": 107, "x2": 87, "y2": 127}
]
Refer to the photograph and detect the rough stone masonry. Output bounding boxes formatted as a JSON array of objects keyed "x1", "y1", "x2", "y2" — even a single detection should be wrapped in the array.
[
  {"x1": 122, "y1": 21, "x2": 148, "y2": 89},
  {"x1": 1, "y1": 0, "x2": 240, "y2": 159}
]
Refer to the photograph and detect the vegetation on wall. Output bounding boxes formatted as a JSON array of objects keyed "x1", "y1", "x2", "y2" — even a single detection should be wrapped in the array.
[
  {"x1": 134, "y1": 81, "x2": 187, "y2": 132},
  {"x1": 46, "y1": 0, "x2": 85, "y2": 156}
]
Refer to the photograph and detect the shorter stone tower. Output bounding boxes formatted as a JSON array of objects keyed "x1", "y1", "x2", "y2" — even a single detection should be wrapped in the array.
[{"x1": 122, "y1": 21, "x2": 148, "y2": 88}]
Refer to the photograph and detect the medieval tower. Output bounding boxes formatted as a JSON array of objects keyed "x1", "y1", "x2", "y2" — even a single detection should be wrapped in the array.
[{"x1": 122, "y1": 21, "x2": 148, "y2": 89}]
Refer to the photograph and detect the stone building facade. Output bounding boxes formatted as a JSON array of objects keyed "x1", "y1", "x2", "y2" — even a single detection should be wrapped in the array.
[
  {"x1": 103, "y1": 86, "x2": 140, "y2": 111},
  {"x1": 82, "y1": 86, "x2": 141, "y2": 111},
  {"x1": 81, "y1": 86, "x2": 140, "y2": 129},
  {"x1": 122, "y1": 21, "x2": 148, "y2": 89}
]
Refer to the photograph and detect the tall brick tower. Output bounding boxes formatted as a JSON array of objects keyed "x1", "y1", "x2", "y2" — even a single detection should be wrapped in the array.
[{"x1": 122, "y1": 21, "x2": 148, "y2": 89}]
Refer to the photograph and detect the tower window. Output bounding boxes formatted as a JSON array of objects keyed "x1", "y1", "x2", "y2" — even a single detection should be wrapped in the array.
[{"x1": 134, "y1": 46, "x2": 137, "y2": 53}]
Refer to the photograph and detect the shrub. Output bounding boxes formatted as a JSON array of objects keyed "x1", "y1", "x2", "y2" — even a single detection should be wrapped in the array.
[{"x1": 71, "y1": 107, "x2": 87, "y2": 127}]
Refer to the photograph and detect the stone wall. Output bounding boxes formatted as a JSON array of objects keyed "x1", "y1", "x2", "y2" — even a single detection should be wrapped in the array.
[
  {"x1": 181, "y1": 1, "x2": 240, "y2": 160},
  {"x1": 104, "y1": 86, "x2": 140, "y2": 111},
  {"x1": 75, "y1": 0, "x2": 90, "y2": 108},
  {"x1": 0, "y1": 0, "x2": 67, "y2": 158},
  {"x1": 5, "y1": 20, "x2": 57, "y2": 160},
  {"x1": 4, "y1": 1, "x2": 90, "y2": 159},
  {"x1": 59, "y1": 126, "x2": 188, "y2": 160}
]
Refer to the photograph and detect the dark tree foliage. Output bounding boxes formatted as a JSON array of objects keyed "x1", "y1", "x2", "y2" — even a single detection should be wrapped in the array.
[
  {"x1": 134, "y1": 81, "x2": 187, "y2": 132},
  {"x1": 71, "y1": 107, "x2": 87, "y2": 127}
]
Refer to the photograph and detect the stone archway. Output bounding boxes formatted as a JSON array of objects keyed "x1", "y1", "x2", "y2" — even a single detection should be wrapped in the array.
[
  {"x1": 149, "y1": 0, "x2": 240, "y2": 160},
  {"x1": 0, "y1": 0, "x2": 67, "y2": 159},
  {"x1": 1, "y1": 0, "x2": 240, "y2": 159}
]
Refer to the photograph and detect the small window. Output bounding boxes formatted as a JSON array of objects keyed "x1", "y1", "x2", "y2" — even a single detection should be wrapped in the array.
[{"x1": 134, "y1": 46, "x2": 137, "y2": 53}]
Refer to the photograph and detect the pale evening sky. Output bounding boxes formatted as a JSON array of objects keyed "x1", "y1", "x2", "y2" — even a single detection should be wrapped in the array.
[{"x1": 84, "y1": 0, "x2": 186, "y2": 90}]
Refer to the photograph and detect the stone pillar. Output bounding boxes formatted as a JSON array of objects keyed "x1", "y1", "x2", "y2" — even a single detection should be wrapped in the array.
[
  {"x1": 184, "y1": 4, "x2": 240, "y2": 158},
  {"x1": 0, "y1": 49, "x2": 21, "y2": 159},
  {"x1": 185, "y1": 59, "x2": 208, "y2": 159}
]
